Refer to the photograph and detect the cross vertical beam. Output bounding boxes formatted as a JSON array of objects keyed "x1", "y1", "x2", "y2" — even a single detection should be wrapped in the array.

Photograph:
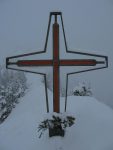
[
  {"x1": 53, "y1": 15, "x2": 60, "y2": 113},
  {"x1": 6, "y1": 11, "x2": 108, "y2": 116}
]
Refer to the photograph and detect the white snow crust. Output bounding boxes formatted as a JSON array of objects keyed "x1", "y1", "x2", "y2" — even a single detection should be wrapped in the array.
[{"x1": 0, "y1": 75, "x2": 113, "y2": 150}]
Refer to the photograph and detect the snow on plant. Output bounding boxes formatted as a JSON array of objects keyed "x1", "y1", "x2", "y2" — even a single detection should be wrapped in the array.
[
  {"x1": 41, "y1": 72, "x2": 53, "y2": 92},
  {"x1": 38, "y1": 112, "x2": 75, "y2": 138},
  {"x1": 0, "y1": 67, "x2": 27, "y2": 123},
  {"x1": 73, "y1": 82, "x2": 92, "y2": 96}
]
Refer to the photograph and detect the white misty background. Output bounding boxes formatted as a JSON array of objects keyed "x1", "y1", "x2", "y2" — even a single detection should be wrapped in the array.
[
  {"x1": 0, "y1": 0, "x2": 113, "y2": 109},
  {"x1": 0, "y1": 1, "x2": 113, "y2": 150}
]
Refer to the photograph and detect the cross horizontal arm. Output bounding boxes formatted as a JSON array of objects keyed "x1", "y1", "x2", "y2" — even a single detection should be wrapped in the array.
[
  {"x1": 7, "y1": 59, "x2": 105, "y2": 67},
  {"x1": 7, "y1": 60, "x2": 53, "y2": 66},
  {"x1": 60, "y1": 59, "x2": 105, "y2": 66}
]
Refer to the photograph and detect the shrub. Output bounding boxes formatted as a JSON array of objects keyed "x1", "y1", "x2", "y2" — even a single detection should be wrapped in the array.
[
  {"x1": 0, "y1": 68, "x2": 27, "y2": 123},
  {"x1": 73, "y1": 82, "x2": 92, "y2": 96}
]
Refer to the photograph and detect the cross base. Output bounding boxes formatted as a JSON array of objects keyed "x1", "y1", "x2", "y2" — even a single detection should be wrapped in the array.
[{"x1": 49, "y1": 126, "x2": 65, "y2": 137}]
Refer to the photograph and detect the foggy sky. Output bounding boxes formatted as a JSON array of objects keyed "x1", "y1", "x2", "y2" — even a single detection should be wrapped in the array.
[{"x1": 0, "y1": 0, "x2": 113, "y2": 108}]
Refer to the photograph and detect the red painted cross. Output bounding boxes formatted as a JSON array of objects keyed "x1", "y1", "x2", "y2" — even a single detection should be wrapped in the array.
[{"x1": 6, "y1": 12, "x2": 108, "y2": 113}]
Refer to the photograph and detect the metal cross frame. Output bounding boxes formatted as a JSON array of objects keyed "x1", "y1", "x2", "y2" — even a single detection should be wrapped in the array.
[{"x1": 6, "y1": 12, "x2": 108, "y2": 113}]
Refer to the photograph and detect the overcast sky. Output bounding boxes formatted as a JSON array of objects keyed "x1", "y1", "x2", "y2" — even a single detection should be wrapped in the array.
[{"x1": 0, "y1": 0, "x2": 113, "y2": 108}]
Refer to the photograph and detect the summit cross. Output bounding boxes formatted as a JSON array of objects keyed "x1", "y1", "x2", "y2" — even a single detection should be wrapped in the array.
[{"x1": 6, "y1": 12, "x2": 108, "y2": 113}]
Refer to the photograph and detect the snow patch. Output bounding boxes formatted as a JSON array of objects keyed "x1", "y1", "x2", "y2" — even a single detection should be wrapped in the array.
[{"x1": 0, "y1": 75, "x2": 113, "y2": 150}]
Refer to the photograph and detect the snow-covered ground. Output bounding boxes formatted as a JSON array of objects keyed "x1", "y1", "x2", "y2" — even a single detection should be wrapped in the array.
[{"x1": 0, "y1": 74, "x2": 113, "y2": 150}]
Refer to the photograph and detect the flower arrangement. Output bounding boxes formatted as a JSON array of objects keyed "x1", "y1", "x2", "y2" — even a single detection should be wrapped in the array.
[{"x1": 38, "y1": 113, "x2": 75, "y2": 138}]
